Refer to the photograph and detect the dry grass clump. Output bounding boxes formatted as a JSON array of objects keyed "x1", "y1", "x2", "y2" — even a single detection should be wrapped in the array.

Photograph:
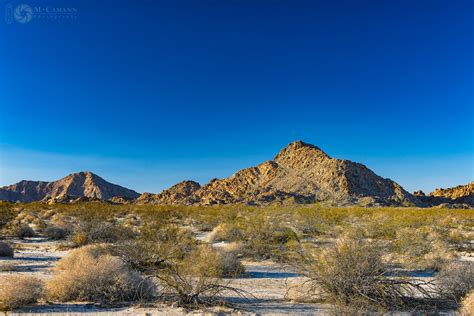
[
  {"x1": 0, "y1": 275, "x2": 43, "y2": 311},
  {"x1": 0, "y1": 241, "x2": 14, "y2": 257},
  {"x1": 436, "y1": 261, "x2": 473, "y2": 303},
  {"x1": 46, "y1": 245, "x2": 155, "y2": 304},
  {"x1": 294, "y1": 236, "x2": 427, "y2": 311}
]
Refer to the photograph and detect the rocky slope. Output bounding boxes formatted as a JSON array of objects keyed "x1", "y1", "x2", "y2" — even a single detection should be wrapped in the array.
[
  {"x1": 143, "y1": 141, "x2": 421, "y2": 206},
  {"x1": 428, "y1": 182, "x2": 474, "y2": 206},
  {"x1": 0, "y1": 171, "x2": 140, "y2": 203},
  {"x1": 136, "y1": 181, "x2": 201, "y2": 205},
  {"x1": 429, "y1": 182, "x2": 474, "y2": 200}
]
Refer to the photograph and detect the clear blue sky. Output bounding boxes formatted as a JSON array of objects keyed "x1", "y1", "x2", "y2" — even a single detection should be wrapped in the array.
[{"x1": 0, "y1": 0, "x2": 472, "y2": 194}]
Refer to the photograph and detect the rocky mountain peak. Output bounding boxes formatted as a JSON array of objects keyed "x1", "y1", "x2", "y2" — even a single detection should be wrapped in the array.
[
  {"x1": 0, "y1": 171, "x2": 140, "y2": 203},
  {"x1": 273, "y1": 140, "x2": 330, "y2": 170}
]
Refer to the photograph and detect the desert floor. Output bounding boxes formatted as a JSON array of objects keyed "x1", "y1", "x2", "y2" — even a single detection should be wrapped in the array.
[{"x1": 1, "y1": 232, "x2": 460, "y2": 316}]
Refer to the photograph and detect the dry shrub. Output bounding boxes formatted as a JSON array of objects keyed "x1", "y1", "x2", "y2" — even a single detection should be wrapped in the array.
[
  {"x1": 113, "y1": 224, "x2": 244, "y2": 279},
  {"x1": 70, "y1": 221, "x2": 134, "y2": 247},
  {"x1": 0, "y1": 203, "x2": 15, "y2": 230},
  {"x1": 436, "y1": 261, "x2": 474, "y2": 303},
  {"x1": 44, "y1": 226, "x2": 68, "y2": 240},
  {"x1": 14, "y1": 224, "x2": 35, "y2": 239},
  {"x1": 240, "y1": 219, "x2": 299, "y2": 260},
  {"x1": 206, "y1": 223, "x2": 243, "y2": 243},
  {"x1": 0, "y1": 241, "x2": 13, "y2": 257},
  {"x1": 285, "y1": 279, "x2": 321, "y2": 303},
  {"x1": 294, "y1": 236, "x2": 427, "y2": 310},
  {"x1": 50, "y1": 213, "x2": 73, "y2": 228},
  {"x1": 158, "y1": 245, "x2": 245, "y2": 306},
  {"x1": 459, "y1": 290, "x2": 474, "y2": 315},
  {"x1": 112, "y1": 224, "x2": 197, "y2": 273},
  {"x1": 46, "y1": 245, "x2": 155, "y2": 304},
  {"x1": 220, "y1": 241, "x2": 243, "y2": 254},
  {"x1": 214, "y1": 249, "x2": 245, "y2": 278},
  {"x1": 394, "y1": 226, "x2": 453, "y2": 270},
  {"x1": 0, "y1": 275, "x2": 43, "y2": 310}
]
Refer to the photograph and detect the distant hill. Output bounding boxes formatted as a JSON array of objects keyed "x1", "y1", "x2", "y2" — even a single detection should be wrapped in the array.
[
  {"x1": 139, "y1": 141, "x2": 421, "y2": 206},
  {"x1": 0, "y1": 171, "x2": 140, "y2": 203},
  {"x1": 412, "y1": 182, "x2": 473, "y2": 208},
  {"x1": 429, "y1": 182, "x2": 474, "y2": 202}
]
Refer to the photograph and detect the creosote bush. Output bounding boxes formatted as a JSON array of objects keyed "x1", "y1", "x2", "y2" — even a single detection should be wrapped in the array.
[
  {"x1": 0, "y1": 275, "x2": 43, "y2": 311},
  {"x1": 46, "y1": 245, "x2": 155, "y2": 304},
  {"x1": 0, "y1": 241, "x2": 14, "y2": 257}
]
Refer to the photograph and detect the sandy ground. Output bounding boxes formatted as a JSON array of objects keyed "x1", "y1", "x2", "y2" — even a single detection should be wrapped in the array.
[
  {"x1": 1, "y1": 237, "x2": 334, "y2": 315},
  {"x1": 0, "y1": 235, "x2": 460, "y2": 315}
]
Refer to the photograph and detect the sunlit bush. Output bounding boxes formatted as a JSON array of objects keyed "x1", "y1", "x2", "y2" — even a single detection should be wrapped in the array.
[
  {"x1": 46, "y1": 245, "x2": 155, "y2": 303},
  {"x1": 0, "y1": 276, "x2": 43, "y2": 311}
]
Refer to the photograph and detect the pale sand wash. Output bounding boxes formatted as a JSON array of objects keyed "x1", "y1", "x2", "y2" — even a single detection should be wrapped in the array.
[
  {"x1": 1, "y1": 232, "x2": 461, "y2": 315},
  {"x1": 1, "y1": 237, "x2": 335, "y2": 315}
]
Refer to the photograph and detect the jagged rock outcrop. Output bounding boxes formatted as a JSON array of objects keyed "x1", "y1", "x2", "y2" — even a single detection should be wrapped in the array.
[
  {"x1": 413, "y1": 190, "x2": 426, "y2": 197},
  {"x1": 0, "y1": 171, "x2": 140, "y2": 203},
  {"x1": 152, "y1": 141, "x2": 421, "y2": 206},
  {"x1": 427, "y1": 182, "x2": 474, "y2": 206},
  {"x1": 136, "y1": 181, "x2": 201, "y2": 205},
  {"x1": 430, "y1": 182, "x2": 474, "y2": 200}
]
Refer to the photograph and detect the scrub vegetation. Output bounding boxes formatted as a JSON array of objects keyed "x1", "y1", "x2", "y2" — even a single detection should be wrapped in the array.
[{"x1": 0, "y1": 201, "x2": 472, "y2": 313}]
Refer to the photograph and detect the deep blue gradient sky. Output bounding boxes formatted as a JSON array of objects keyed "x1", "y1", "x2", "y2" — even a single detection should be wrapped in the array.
[{"x1": 1, "y1": 0, "x2": 473, "y2": 193}]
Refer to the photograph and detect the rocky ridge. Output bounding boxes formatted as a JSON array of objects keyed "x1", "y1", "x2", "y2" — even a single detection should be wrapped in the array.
[
  {"x1": 138, "y1": 141, "x2": 420, "y2": 206},
  {"x1": 413, "y1": 182, "x2": 474, "y2": 207},
  {"x1": 0, "y1": 171, "x2": 140, "y2": 203}
]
